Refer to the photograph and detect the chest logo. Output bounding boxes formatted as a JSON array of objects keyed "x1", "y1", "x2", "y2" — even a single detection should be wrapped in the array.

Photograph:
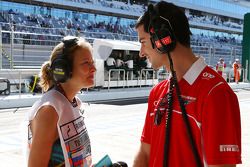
[
  {"x1": 181, "y1": 95, "x2": 196, "y2": 106},
  {"x1": 202, "y1": 72, "x2": 215, "y2": 80}
]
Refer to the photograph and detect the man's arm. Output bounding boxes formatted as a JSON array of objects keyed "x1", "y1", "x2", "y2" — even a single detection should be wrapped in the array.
[
  {"x1": 203, "y1": 84, "x2": 241, "y2": 167},
  {"x1": 133, "y1": 142, "x2": 150, "y2": 167}
]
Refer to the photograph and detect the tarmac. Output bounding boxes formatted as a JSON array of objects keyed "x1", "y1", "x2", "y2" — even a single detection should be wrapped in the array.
[{"x1": 0, "y1": 82, "x2": 250, "y2": 166}]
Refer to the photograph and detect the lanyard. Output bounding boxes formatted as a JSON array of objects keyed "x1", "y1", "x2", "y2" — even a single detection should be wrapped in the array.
[{"x1": 55, "y1": 84, "x2": 78, "y2": 108}]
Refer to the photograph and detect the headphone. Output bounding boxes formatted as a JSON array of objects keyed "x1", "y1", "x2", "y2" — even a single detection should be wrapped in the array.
[
  {"x1": 148, "y1": 4, "x2": 176, "y2": 54},
  {"x1": 50, "y1": 38, "x2": 78, "y2": 83}
]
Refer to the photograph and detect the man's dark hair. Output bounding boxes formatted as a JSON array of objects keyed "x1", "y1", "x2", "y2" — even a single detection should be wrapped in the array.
[{"x1": 136, "y1": 1, "x2": 192, "y2": 48}]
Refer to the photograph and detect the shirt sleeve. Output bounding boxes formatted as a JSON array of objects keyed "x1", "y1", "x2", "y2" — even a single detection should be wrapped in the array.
[{"x1": 202, "y1": 83, "x2": 241, "y2": 165}]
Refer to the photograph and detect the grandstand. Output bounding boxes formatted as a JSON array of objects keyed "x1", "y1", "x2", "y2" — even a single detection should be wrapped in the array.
[{"x1": 0, "y1": 0, "x2": 248, "y2": 69}]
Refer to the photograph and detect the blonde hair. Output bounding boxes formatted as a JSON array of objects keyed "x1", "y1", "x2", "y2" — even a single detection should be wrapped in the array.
[{"x1": 39, "y1": 36, "x2": 92, "y2": 92}]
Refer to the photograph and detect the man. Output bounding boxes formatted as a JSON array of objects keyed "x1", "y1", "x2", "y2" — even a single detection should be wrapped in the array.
[
  {"x1": 106, "y1": 55, "x2": 116, "y2": 69},
  {"x1": 216, "y1": 58, "x2": 226, "y2": 76},
  {"x1": 133, "y1": 1, "x2": 241, "y2": 167},
  {"x1": 124, "y1": 54, "x2": 134, "y2": 79},
  {"x1": 106, "y1": 54, "x2": 116, "y2": 77},
  {"x1": 116, "y1": 52, "x2": 125, "y2": 69},
  {"x1": 233, "y1": 59, "x2": 241, "y2": 84}
]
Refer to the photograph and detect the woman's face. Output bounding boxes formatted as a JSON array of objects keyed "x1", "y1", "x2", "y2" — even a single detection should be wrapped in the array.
[{"x1": 70, "y1": 47, "x2": 96, "y2": 89}]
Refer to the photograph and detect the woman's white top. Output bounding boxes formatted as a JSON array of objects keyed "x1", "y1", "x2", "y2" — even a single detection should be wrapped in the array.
[{"x1": 27, "y1": 89, "x2": 92, "y2": 167}]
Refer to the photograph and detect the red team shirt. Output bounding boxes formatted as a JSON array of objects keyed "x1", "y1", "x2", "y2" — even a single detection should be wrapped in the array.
[{"x1": 141, "y1": 57, "x2": 241, "y2": 167}]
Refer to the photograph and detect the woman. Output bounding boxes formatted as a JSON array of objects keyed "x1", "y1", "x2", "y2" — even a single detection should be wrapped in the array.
[{"x1": 27, "y1": 36, "x2": 96, "y2": 167}]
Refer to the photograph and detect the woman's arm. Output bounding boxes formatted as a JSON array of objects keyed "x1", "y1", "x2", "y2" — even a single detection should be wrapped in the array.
[{"x1": 28, "y1": 105, "x2": 58, "y2": 167}]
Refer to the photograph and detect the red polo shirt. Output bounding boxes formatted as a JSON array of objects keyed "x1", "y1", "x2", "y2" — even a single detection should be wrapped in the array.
[{"x1": 141, "y1": 57, "x2": 241, "y2": 167}]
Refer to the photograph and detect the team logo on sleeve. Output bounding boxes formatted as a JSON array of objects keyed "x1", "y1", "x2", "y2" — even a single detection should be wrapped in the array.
[{"x1": 220, "y1": 145, "x2": 239, "y2": 152}]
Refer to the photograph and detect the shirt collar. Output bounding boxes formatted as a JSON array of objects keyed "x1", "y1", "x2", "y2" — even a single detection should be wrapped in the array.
[{"x1": 183, "y1": 56, "x2": 207, "y2": 85}]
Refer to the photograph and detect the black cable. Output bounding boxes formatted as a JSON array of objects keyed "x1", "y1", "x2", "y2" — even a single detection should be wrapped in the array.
[
  {"x1": 164, "y1": 52, "x2": 202, "y2": 167},
  {"x1": 163, "y1": 76, "x2": 174, "y2": 167}
]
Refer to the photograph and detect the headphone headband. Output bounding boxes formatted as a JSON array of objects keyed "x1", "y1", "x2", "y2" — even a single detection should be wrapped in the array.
[{"x1": 159, "y1": 16, "x2": 173, "y2": 31}]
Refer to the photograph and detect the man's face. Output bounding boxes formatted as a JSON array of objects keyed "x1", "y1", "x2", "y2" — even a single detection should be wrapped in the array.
[{"x1": 137, "y1": 25, "x2": 166, "y2": 70}]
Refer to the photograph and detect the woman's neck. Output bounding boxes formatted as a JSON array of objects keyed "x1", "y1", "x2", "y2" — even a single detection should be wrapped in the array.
[{"x1": 58, "y1": 83, "x2": 78, "y2": 102}]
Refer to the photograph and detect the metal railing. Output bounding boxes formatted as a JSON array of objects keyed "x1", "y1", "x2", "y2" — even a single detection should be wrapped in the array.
[
  {"x1": 139, "y1": 69, "x2": 156, "y2": 88},
  {"x1": 0, "y1": 69, "x2": 40, "y2": 95},
  {"x1": 108, "y1": 69, "x2": 126, "y2": 91}
]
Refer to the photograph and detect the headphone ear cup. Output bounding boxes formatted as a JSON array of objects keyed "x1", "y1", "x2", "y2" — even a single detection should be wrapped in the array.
[
  {"x1": 51, "y1": 56, "x2": 71, "y2": 83},
  {"x1": 157, "y1": 25, "x2": 176, "y2": 53},
  {"x1": 149, "y1": 17, "x2": 176, "y2": 54},
  {"x1": 150, "y1": 27, "x2": 176, "y2": 54}
]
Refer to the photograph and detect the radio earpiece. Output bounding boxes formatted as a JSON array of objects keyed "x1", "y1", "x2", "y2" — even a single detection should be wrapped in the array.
[
  {"x1": 148, "y1": 4, "x2": 176, "y2": 54},
  {"x1": 50, "y1": 38, "x2": 78, "y2": 83}
]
